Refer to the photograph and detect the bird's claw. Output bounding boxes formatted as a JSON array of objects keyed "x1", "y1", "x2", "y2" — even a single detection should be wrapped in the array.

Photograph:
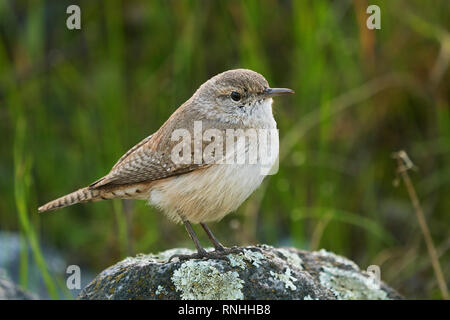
[{"x1": 168, "y1": 246, "x2": 242, "y2": 262}]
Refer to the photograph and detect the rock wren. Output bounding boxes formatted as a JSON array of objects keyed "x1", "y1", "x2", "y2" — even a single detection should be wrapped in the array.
[{"x1": 39, "y1": 69, "x2": 294, "y2": 260}]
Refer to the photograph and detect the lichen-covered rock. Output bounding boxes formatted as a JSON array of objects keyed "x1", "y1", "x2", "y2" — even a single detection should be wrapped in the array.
[
  {"x1": 0, "y1": 279, "x2": 38, "y2": 300},
  {"x1": 77, "y1": 245, "x2": 402, "y2": 300}
]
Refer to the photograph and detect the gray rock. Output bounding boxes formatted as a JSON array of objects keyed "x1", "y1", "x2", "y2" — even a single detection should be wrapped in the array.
[
  {"x1": 78, "y1": 245, "x2": 403, "y2": 300},
  {"x1": 0, "y1": 279, "x2": 38, "y2": 300}
]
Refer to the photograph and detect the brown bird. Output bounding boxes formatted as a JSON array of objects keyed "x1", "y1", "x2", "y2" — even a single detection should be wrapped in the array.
[{"x1": 39, "y1": 69, "x2": 294, "y2": 260}]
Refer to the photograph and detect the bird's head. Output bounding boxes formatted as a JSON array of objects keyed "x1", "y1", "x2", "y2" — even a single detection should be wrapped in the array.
[{"x1": 191, "y1": 69, "x2": 294, "y2": 127}]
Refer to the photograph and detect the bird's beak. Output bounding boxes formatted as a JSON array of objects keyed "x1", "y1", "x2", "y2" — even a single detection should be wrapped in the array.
[{"x1": 263, "y1": 87, "x2": 295, "y2": 97}]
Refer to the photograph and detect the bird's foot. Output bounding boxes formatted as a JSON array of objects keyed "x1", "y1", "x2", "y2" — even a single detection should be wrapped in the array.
[
  {"x1": 168, "y1": 246, "x2": 242, "y2": 262},
  {"x1": 213, "y1": 244, "x2": 242, "y2": 255}
]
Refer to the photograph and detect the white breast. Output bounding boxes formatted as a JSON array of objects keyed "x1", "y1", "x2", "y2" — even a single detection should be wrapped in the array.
[
  {"x1": 149, "y1": 161, "x2": 275, "y2": 224},
  {"x1": 149, "y1": 98, "x2": 278, "y2": 224}
]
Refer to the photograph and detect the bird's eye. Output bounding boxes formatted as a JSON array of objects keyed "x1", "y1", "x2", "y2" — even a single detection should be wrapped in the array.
[{"x1": 230, "y1": 91, "x2": 241, "y2": 101}]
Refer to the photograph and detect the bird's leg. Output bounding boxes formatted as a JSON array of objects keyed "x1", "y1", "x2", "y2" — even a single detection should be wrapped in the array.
[
  {"x1": 168, "y1": 219, "x2": 207, "y2": 262},
  {"x1": 183, "y1": 220, "x2": 207, "y2": 255},
  {"x1": 200, "y1": 223, "x2": 241, "y2": 255},
  {"x1": 200, "y1": 223, "x2": 226, "y2": 251},
  {"x1": 168, "y1": 219, "x2": 237, "y2": 262}
]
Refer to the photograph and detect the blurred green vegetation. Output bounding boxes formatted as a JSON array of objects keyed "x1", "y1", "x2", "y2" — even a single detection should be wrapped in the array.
[{"x1": 0, "y1": 0, "x2": 449, "y2": 299}]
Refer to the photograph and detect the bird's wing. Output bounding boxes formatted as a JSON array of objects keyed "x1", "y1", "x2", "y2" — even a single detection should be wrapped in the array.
[
  {"x1": 111, "y1": 134, "x2": 153, "y2": 170},
  {"x1": 89, "y1": 133, "x2": 207, "y2": 189}
]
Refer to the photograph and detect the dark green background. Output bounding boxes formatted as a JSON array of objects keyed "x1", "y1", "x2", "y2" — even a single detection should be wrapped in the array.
[{"x1": 0, "y1": 0, "x2": 449, "y2": 299}]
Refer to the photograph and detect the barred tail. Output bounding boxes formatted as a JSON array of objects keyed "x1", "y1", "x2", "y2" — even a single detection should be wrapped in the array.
[{"x1": 38, "y1": 187, "x2": 101, "y2": 213}]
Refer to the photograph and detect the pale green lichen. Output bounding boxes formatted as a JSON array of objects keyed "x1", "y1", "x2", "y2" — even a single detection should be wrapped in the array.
[
  {"x1": 314, "y1": 249, "x2": 359, "y2": 270},
  {"x1": 171, "y1": 260, "x2": 244, "y2": 300},
  {"x1": 319, "y1": 265, "x2": 388, "y2": 300},
  {"x1": 277, "y1": 248, "x2": 304, "y2": 270},
  {"x1": 155, "y1": 285, "x2": 168, "y2": 295},
  {"x1": 303, "y1": 294, "x2": 319, "y2": 300},
  {"x1": 270, "y1": 268, "x2": 297, "y2": 291},
  {"x1": 131, "y1": 248, "x2": 198, "y2": 264},
  {"x1": 242, "y1": 249, "x2": 265, "y2": 267},
  {"x1": 227, "y1": 253, "x2": 247, "y2": 269},
  {"x1": 226, "y1": 249, "x2": 266, "y2": 269}
]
